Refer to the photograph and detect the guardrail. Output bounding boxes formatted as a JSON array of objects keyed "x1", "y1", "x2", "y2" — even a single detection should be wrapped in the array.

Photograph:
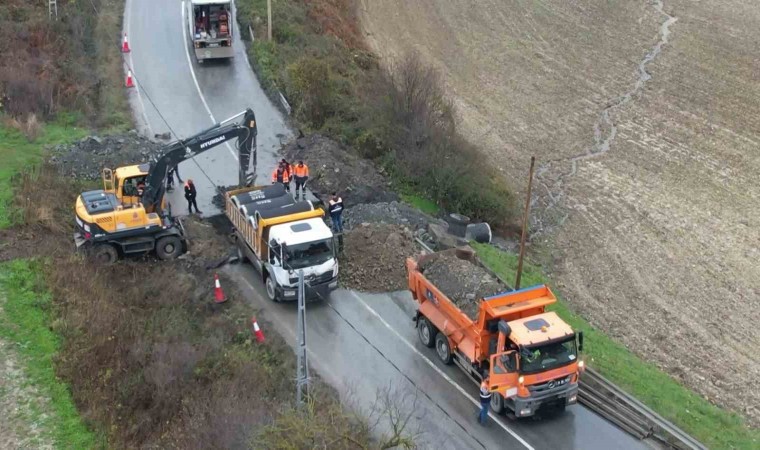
[
  {"x1": 414, "y1": 238, "x2": 705, "y2": 448},
  {"x1": 580, "y1": 368, "x2": 707, "y2": 450}
]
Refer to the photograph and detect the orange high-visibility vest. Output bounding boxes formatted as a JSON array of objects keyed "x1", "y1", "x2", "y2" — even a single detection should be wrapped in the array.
[
  {"x1": 293, "y1": 163, "x2": 309, "y2": 178},
  {"x1": 271, "y1": 167, "x2": 289, "y2": 183}
]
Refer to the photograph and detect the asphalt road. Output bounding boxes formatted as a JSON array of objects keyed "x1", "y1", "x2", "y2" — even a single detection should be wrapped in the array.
[{"x1": 124, "y1": 1, "x2": 650, "y2": 448}]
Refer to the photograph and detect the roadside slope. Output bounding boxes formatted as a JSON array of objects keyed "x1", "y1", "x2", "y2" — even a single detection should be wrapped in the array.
[{"x1": 359, "y1": 0, "x2": 760, "y2": 432}]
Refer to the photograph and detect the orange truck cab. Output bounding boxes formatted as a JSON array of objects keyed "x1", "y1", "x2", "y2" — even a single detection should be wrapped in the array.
[{"x1": 407, "y1": 250, "x2": 585, "y2": 418}]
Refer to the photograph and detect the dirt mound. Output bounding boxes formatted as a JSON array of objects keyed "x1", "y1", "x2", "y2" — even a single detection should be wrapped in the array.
[
  {"x1": 48, "y1": 133, "x2": 163, "y2": 180},
  {"x1": 341, "y1": 223, "x2": 418, "y2": 292},
  {"x1": 281, "y1": 134, "x2": 398, "y2": 206},
  {"x1": 420, "y1": 252, "x2": 505, "y2": 321}
]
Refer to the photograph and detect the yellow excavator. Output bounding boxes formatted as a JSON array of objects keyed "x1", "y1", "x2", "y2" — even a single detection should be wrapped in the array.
[{"x1": 74, "y1": 109, "x2": 258, "y2": 264}]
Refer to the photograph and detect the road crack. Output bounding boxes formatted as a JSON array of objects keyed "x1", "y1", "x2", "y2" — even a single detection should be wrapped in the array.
[{"x1": 533, "y1": 1, "x2": 677, "y2": 235}]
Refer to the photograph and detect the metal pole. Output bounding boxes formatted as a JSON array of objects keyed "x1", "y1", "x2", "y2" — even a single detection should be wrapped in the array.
[
  {"x1": 515, "y1": 156, "x2": 535, "y2": 290},
  {"x1": 295, "y1": 269, "x2": 308, "y2": 406},
  {"x1": 267, "y1": 0, "x2": 273, "y2": 41}
]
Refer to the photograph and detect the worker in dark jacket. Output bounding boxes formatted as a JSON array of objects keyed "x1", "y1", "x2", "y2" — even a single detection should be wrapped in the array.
[
  {"x1": 478, "y1": 377, "x2": 492, "y2": 425},
  {"x1": 184, "y1": 179, "x2": 201, "y2": 214},
  {"x1": 328, "y1": 192, "x2": 343, "y2": 233},
  {"x1": 293, "y1": 160, "x2": 309, "y2": 198}
]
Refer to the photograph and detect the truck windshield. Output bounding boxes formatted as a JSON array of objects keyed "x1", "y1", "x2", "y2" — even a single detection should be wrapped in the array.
[
  {"x1": 284, "y1": 238, "x2": 334, "y2": 269},
  {"x1": 520, "y1": 336, "x2": 577, "y2": 374}
]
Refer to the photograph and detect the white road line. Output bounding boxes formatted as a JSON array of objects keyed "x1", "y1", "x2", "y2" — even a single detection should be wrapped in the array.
[
  {"x1": 124, "y1": 0, "x2": 153, "y2": 135},
  {"x1": 348, "y1": 291, "x2": 535, "y2": 450},
  {"x1": 180, "y1": 1, "x2": 238, "y2": 161}
]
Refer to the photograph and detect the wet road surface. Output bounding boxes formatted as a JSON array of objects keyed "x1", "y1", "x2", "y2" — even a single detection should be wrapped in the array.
[{"x1": 124, "y1": 1, "x2": 651, "y2": 448}]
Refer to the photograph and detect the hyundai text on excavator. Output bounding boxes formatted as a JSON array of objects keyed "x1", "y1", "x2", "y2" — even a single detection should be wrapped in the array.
[{"x1": 74, "y1": 109, "x2": 258, "y2": 263}]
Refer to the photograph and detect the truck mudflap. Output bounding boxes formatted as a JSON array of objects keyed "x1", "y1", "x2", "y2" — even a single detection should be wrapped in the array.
[
  {"x1": 511, "y1": 382, "x2": 579, "y2": 417},
  {"x1": 276, "y1": 276, "x2": 338, "y2": 302}
]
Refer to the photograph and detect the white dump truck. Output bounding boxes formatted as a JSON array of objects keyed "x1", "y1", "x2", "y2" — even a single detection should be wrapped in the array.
[
  {"x1": 226, "y1": 184, "x2": 339, "y2": 302},
  {"x1": 187, "y1": 0, "x2": 234, "y2": 62}
]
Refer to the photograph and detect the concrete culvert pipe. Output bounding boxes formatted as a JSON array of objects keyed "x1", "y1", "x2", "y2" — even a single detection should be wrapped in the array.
[
  {"x1": 239, "y1": 194, "x2": 295, "y2": 216},
  {"x1": 465, "y1": 222, "x2": 492, "y2": 244},
  {"x1": 446, "y1": 213, "x2": 471, "y2": 238},
  {"x1": 230, "y1": 184, "x2": 287, "y2": 209}
]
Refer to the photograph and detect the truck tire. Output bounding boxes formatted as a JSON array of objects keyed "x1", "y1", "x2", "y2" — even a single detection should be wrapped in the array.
[
  {"x1": 417, "y1": 317, "x2": 436, "y2": 348},
  {"x1": 265, "y1": 275, "x2": 279, "y2": 302},
  {"x1": 490, "y1": 393, "x2": 507, "y2": 415},
  {"x1": 92, "y1": 244, "x2": 118, "y2": 265},
  {"x1": 156, "y1": 236, "x2": 183, "y2": 260},
  {"x1": 435, "y1": 332, "x2": 453, "y2": 365}
]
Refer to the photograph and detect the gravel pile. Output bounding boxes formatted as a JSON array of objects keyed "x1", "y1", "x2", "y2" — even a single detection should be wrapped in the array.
[
  {"x1": 341, "y1": 223, "x2": 419, "y2": 292},
  {"x1": 281, "y1": 134, "x2": 398, "y2": 206},
  {"x1": 420, "y1": 252, "x2": 506, "y2": 320},
  {"x1": 344, "y1": 201, "x2": 436, "y2": 231},
  {"x1": 48, "y1": 133, "x2": 164, "y2": 180}
]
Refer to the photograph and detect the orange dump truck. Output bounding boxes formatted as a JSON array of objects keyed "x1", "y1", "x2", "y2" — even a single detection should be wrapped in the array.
[{"x1": 407, "y1": 250, "x2": 585, "y2": 417}]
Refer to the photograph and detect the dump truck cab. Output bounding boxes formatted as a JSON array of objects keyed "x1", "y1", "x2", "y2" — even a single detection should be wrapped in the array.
[
  {"x1": 265, "y1": 217, "x2": 338, "y2": 301},
  {"x1": 488, "y1": 309, "x2": 583, "y2": 417}
]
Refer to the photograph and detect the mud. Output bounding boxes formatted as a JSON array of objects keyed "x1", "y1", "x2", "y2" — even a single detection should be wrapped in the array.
[
  {"x1": 340, "y1": 223, "x2": 418, "y2": 292},
  {"x1": 419, "y1": 252, "x2": 504, "y2": 321},
  {"x1": 280, "y1": 134, "x2": 398, "y2": 206},
  {"x1": 343, "y1": 201, "x2": 438, "y2": 231}
]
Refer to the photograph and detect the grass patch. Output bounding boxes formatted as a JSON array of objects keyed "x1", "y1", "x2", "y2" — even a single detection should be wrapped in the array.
[
  {"x1": 401, "y1": 193, "x2": 440, "y2": 215},
  {"x1": 472, "y1": 243, "x2": 760, "y2": 450},
  {"x1": 0, "y1": 259, "x2": 98, "y2": 448},
  {"x1": 0, "y1": 121, "x2": 86, "y2": 228}
]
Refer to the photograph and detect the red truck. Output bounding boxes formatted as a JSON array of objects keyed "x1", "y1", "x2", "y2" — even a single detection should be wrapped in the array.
[{"x1": 407, "y1": 249, "x2": 585, "y2": 417}]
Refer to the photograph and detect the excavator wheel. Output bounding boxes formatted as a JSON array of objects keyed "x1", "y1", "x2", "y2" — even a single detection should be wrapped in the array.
[
  {"x1": 91, "y1": 244, "x2": 118, "y2": 265},
  {"x1": 417, "y1": 317, "x2": 436, "y2": 348},
  {"x1": 156, "y1": 235, "x2": 183, "y2": 260}
]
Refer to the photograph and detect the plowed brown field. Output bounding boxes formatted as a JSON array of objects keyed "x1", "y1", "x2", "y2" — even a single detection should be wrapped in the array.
[{"x1": 359, "y1": 0, "x2": 760, "y2": 425}]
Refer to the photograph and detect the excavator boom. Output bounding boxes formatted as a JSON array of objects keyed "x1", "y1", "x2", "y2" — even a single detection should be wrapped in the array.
[{"x1": 141, "y1": 108, "x2": 257, "y2": 213}]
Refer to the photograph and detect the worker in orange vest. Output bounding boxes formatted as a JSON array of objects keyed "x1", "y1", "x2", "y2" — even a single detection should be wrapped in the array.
[
  {"x1": 271, "y1": 164, "x2": 290, "y2": 192},
  {"x1": 293, "y1": 160, "x2": 309, "y2": 198}
]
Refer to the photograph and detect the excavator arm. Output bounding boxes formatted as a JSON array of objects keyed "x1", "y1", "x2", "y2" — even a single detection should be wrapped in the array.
[{"x1": 140, "y1": 108, "x2": 258, "y2": 213}]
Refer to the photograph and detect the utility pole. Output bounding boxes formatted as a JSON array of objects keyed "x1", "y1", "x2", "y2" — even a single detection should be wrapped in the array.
[
  {"x1": 295, "y1": 270, "x2": 309, "y2": 406},
  {"x1": 267, "y1": 0, "x2": 273, "y2": 41},
  {"x1": 515, "y1": 156, "x2": 535, "y2": 290},
  {"x1": 49, "y1": 0, "x2": 58, "y2": 20}
]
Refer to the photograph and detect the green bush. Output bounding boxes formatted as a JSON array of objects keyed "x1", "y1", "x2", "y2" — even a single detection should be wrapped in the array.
[{"x1": 286, "y1": 57, "x2": 336, "y2": 128}]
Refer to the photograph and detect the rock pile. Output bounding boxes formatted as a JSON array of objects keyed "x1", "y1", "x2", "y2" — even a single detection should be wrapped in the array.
[
  {"x1": 419, "y1": 251, "x2": 506, "y2": 320},
  {"x1": 48, "y1": 132, "x2": 164, "y2": 180},
  {"x1": 281, "y1": 134, "x2": 398, "y2": 206},
  {"x1": 340, "y1": 223, "x2": 419, "y2": 292}
]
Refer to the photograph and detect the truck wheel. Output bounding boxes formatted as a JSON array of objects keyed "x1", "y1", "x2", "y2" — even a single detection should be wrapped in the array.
[
  {"x1": 92, "y1": 244, "x2": 118, "y2": 265},
  {"x1": 435, "y1": 332, "x2": 453, "y2": 365},
  {"x1": 417, "y1": 317, "x2": 436, "y2": 348},
  {"x1": 156, "y1": 236, "x2": 183, "y2": 260},
  {"x1": 265, "y1": 276, "x2": 279, "y2": 302},
  {"x1": 491, "y1": 393, "x2": 507, "y2": 415}
]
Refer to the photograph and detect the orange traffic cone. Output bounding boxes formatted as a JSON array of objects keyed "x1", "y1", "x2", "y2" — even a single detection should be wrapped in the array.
[
  {"x1": 251, "y1": 317, "x2": 265, "y2": 343},
  {"x1": 125, "y1": 69, "x2": 135, "y2": 88},
  {"x1": 213, "y1": 274, "x2": 227, "y2": 303},
  {"x1": 121, "y1": 33, "x2": 131, "y2": 53}
]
